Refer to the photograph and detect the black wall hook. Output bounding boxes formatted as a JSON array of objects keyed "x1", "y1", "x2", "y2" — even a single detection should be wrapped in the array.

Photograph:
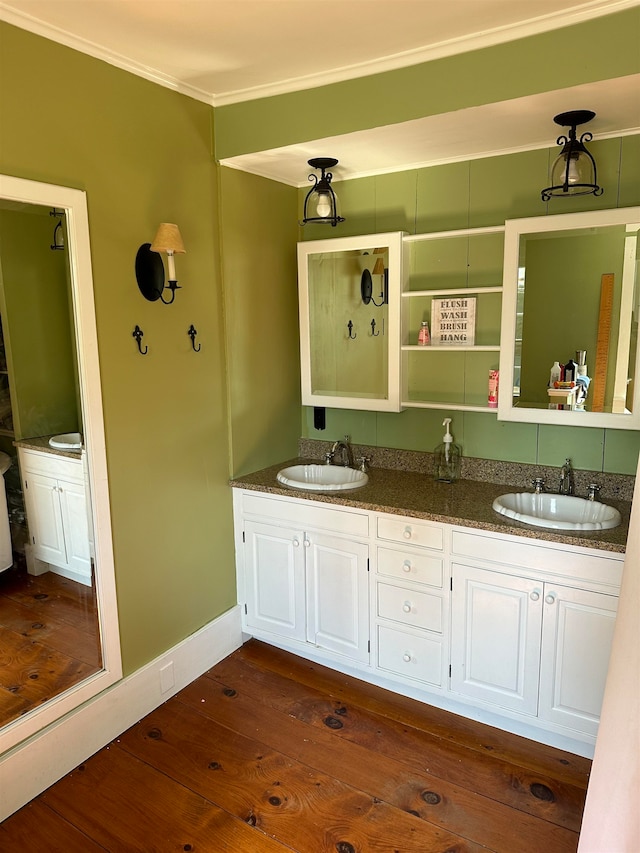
[
  {"x1": 370, "y1": 319, "x2": 380, "y2": 336},
  {"x1": 187, "y1": 324, "x2": 201, "y2": 351},
  {"x1": 132, "y1": 325, "x2": 148, "y2": 355},
  {"x1": 347, "y1": 320, "x2": 356, "y2": 339}
]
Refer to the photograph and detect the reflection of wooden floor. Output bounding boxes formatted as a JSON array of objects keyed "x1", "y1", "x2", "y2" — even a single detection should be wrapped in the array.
[
  {"x1": 0, "y1": 563, "x2": 102, "y2": 727},
  {"x1": 1, "y1": 640, "x2": 589, "y2": 851}
]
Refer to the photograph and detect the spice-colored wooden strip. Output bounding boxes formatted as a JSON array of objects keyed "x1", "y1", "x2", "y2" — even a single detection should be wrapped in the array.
[
  {"x1": 235, "y1": 639, "x2": 591, "y2": 786},
  {"x1": 40, "y1": 745, "x2": 292, "y2": 852},
  {"x1": 0, "y1": 800, "x2": 106, "y2": 852},
  {"x1": 118, "y1": 698, "x2": 487, "y2": 853},
  {"x1": 178, "y1": 671, "x2": 584, "y2": 836},
  {"x1": 121, "y1": 689, "x2": 578, "y2": 853}
]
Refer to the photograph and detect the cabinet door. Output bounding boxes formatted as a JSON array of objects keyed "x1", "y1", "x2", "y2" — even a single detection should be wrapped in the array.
[
  {"x1": 244, "y1": 521, "x2": 306, "y2": 642},
  {"x1": 539, "y1": 584, "x2": 617, "y2": 736},
  {"x1": 23, "y1": 472, "x2": 66, "y2": 568},
  {"x1": 306, "y1": 532, "x2": 369, "y2": 663},
  {"x1": 450, "y1": 563, "x2": 542, "y2": 715},
  {"x1": 57, "y1": 477, "x2": 91, "y2": 578}
]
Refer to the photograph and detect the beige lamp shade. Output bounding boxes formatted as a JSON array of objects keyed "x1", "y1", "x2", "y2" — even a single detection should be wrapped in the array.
[{"x1": 150, "y1": 223, "x2": 186, "y2": 254}]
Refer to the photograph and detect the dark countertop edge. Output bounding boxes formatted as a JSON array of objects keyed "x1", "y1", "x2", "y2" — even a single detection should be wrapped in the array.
[
  {"x1": 14, "y1": 436, "x2": 83, "y2": 461},
  {"x1": 230, "y1": 458, "x2": 629, "y2": 555}
]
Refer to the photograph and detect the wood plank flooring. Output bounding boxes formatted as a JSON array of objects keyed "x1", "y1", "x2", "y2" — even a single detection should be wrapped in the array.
[
  {"x1": 1, "y1": 639, "x2": 590, "y2": 852},
  {"x1": 0, "y1": 564, "x2": 101, "y2": 727}
]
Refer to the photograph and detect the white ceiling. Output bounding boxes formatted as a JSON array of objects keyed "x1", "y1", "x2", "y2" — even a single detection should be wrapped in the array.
[{"x1": 2, "y1": 0, "x2": 638, "y2": 184}]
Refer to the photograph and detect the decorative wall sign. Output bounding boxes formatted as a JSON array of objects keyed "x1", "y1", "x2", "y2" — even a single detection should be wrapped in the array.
[{"x1": 431, "y1": 297, "x2": 476, "y2": 346}]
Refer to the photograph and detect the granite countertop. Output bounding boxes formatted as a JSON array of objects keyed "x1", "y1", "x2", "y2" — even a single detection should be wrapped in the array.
[
  {"x1": 230, "y1": 458, "x2": 630, "y2": 554},
  {"x1": 14, "y1": 435, "x2": 83, "y2": 461}
]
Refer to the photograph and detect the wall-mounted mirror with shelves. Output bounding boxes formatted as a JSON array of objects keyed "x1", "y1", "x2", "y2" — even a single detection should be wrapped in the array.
[
  {"x1": 297, "y1": 232, "x2": 407, "y2": 412},
  {"x1": 498, "y1": 207, "x2": 640, "y2": 429}
]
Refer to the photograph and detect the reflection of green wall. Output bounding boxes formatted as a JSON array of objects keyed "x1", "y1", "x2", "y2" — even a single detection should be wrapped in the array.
[
  {"x1": 299, "y1": 138, "x2": 640, "y2": 475},
  {"x1": 520, "y1": 229, "x2": 625, "y2": 407},
  {"x1": 0, "y1": 208, "x2": 78, "y2": 440}
]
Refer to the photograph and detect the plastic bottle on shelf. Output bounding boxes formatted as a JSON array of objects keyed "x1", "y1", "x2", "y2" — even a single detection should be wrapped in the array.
[
  {"x1": 549, "y1": 361, "x2": 562, "y2": 386},
  {"x1": 488, "y1": 370, "x2": 499, "y2": 408},
  {"x1": 417, "y1": 321, "x2": 431, "y2": 346}
]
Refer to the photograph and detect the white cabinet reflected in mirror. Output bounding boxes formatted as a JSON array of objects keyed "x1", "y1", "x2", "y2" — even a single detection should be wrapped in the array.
[
  {"x1": 0, "y1": 174, "x2": 121, "y2": 756},
  {"x1": 498, "y1": 206, "x2": 640, "y2": 429},
  {"x1": 297, "y1": 232, "x2": 407, "y2": 412}
]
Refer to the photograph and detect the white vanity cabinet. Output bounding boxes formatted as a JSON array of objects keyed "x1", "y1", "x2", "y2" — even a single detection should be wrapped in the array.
[
  {"x1": 374, "y1": 515, "x2": 448, "y2": 689},
  {"x1": 449, "y1": 530, "x2": 621, "y2": 738},
  {"x1": 19, "y1": 447, "x2": 91, "y2": 585},
  {"x1": 236, "y1": 491, "x2": 370, "y2": 664}
]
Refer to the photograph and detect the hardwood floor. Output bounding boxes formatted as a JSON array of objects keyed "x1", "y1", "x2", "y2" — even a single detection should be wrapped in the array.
[
  {"x1": 0, "y1": 563, "x2": 102, "y2": 727},
  {"x1": 1, "y1": 640, "x2": 590, "y2": 852}
]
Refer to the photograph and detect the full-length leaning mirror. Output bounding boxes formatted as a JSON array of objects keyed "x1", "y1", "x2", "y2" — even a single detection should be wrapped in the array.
[
  {"x1": 498, "y1": 206, "x2": 640, "y2": 429},
  {"x1": 0, "y1": 175, "x2": 121, "y2": 756}
]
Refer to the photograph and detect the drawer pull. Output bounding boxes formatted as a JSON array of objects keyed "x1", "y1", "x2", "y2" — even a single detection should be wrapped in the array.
[
  {"x1": 402, "y1": 602, "x2": 412, "y2": 613},
  {"x1": 403, "y1": 653, "x2": 412, "y2": 663},
  {"x1": 530, "y1": 590, "x2": 540, "y2": 601},
  {"x1": 402, "y1": 561, "x2": 412, "y2": 573},
  {"x1": 403, "y1": 527, "x2": 412, "y2": 540}
]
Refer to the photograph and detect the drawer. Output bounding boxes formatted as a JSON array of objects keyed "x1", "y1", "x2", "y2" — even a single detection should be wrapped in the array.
[
  {"x1": 241, "y1": 492, "x2": 369, "y2": 538},
  {"x1": 18, "y1": 448, "x2": 84, "y2": 482},
  {"x1": 377, "y1": 545, "x2": 443, "y2": 589},
  {"x1": 377, "y1": 516, "x2": 443, "y2": 551},
  {"x1": 377, "y1": 624, "x2": 442, "y2": 687},
  {"x1": 451, "y1": 529, "x2": 624, "y2": 588},
  {"x1": 377, "y1": 582, "x2": 443, "y2": 633}
]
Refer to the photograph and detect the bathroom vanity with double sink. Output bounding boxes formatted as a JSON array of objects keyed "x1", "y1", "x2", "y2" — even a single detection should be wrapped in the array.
[{"x1": 231, "y1": 449, "x2": 630, "y2": 757}]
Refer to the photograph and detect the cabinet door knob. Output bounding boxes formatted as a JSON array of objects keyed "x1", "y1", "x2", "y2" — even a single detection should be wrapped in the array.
[
  {"x1": 530, "y1": 590, "x2": 540, "y2": 601},
  {"x1": 402, "y1": 602, "x2": 412, "y2": 613},
  {"x1": 303, "y1": 539, "x2": 310, "y2": 548},
  {"x1": 403, "y1": 653, "x2": 412, "y2": 663},
  {"x1": 545, "y1": 593, "x2": 557, "y2": 605},
  {"x1": 403, "y1": 527, "x2": 412, "y2": 540},
  {"x1": 292, "y1": 538, "x2": 300, "y2": 547},
  {"x1": 402, "y1": 561, "x2": 412, "y2": 573}
]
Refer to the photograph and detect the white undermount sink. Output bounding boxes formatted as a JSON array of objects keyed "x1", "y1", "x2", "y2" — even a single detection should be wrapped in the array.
[
  {"x1": 49, "y1": 432, "x2": 83, "y2": 450},
  {"x1": 277, "y1": 464, "x2": 368, "y2": 492},
  {"x1": 492, "y1": 492, "x2": 621, "y2": 531}
]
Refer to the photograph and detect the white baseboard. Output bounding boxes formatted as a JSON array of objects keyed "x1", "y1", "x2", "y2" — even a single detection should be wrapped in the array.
[{"x1": 0, "y1": 604, "x2": 243, "y2": 821}]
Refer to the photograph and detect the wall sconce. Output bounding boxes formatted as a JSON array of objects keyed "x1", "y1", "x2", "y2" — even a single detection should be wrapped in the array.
[
  {"x1": 301, "y1": 157, "x2": 345, "y2": 226},
  {"x1": 135, "y1": 222, "x2": 186, "y2": 304},
  {"x1": 50, "y1": 209, "x2": 65, "y2": 250},
  {"x1": 361, "y1": 250, "x2": 388, "y2": 306},
  {"x1": 541, "y1": 110, "x2": 604, "y2": 201}
]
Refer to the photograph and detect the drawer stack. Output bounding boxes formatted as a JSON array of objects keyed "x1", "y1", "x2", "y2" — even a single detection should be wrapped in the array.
[{"x1": 374, "y1": 515, "x2": 448, "y2": 689}]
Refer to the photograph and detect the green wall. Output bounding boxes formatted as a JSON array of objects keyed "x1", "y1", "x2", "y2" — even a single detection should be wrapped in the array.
[
  {"x1": 218, "y1": 167, "x2": 301, "y2": 476},
  {"x1": 0, "y1": 22, "x2": 235, "y2": 675},
  {"x1": 0, "y1": 207, "x2": 78, "y2": 440},
  {"x1": 298, "y1": 137, "x2": 640, "y2": 475}
]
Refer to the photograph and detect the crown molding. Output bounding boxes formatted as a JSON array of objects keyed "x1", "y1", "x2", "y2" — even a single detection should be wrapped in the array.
[{"x1": 1, "y1": 0, "x2": 638, "y2": 107}]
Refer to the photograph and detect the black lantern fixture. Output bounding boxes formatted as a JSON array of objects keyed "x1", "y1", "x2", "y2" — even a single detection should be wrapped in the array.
[
  {"x1": 541, "y1": 110, "x2": 603, "y2": 201},
  {"x1": 301, "y1": 157, "x2": 345, "y2": 226}
]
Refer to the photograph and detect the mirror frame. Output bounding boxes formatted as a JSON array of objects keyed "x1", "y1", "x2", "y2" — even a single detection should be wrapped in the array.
[
  {"x1": 0, "y1": 175, "x2": 122, "y2": 755},
  {"x1": 498, "y1": 206, "x2": 640, "y2": 429}
]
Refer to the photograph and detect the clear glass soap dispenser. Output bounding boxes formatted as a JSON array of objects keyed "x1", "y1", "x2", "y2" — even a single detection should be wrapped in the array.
[{"x1": 434, "y1": 417, "x2": 461, "y2": 483}]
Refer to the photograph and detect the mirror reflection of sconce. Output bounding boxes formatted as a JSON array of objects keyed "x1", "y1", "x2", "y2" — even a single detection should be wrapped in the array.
[
  {"x1": 50, "y1": 209, "x2": 65, "y2": 250},
  {"x1": 135, "y1": 222, "x2": 186, "y2": 304},
  {"x1": 361, "y1": 253, "x2": 388, "y2": 306}
]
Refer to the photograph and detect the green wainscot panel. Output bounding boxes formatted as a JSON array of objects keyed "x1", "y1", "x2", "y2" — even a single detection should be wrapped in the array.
[
  {"x1": 537, "y1": 424, "x2": 605, "y2": 471},
  {"x1": 405, "y1": 349, "x2": 499, "y2": 408}
]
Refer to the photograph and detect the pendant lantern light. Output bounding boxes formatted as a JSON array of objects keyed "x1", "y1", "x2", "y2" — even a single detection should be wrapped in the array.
[
  {"x1": 301, "y1": 157, "x2": 345, "y2": 226},
  {"x1": 541, "y1": 110, "x2": 603, "y2": 201}
]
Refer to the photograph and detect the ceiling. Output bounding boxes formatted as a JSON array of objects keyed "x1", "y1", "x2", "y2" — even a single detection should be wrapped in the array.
[{"x1": 1, "y1": 0, "x2": 638, "y2": 184}]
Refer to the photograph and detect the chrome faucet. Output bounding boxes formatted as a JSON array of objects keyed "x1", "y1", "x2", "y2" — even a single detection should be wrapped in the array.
[
  {"x1": 558, "y1": 458, "x2": 575, "y2": 496},
  {"x1": 330, "y1": 435, "x2": 354, "y2": 468}
]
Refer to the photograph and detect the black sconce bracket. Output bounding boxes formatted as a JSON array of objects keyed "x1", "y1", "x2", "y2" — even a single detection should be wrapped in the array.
[{"x1": 135, "y1": 243, "x2": 180, "y2": 304}]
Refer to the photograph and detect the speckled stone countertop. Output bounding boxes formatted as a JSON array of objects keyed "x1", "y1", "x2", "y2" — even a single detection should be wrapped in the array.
[
  {"x1": 14, "y1": 435, "x2": 83, "y2": 461},
  {"x1": 230, "y1": 458, "x2": 631, "y2": 554}
]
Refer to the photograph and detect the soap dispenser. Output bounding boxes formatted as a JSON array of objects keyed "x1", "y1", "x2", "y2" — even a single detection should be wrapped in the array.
[{"x1": 434, "y1": 418, "x2": 461, "y2": 483}]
